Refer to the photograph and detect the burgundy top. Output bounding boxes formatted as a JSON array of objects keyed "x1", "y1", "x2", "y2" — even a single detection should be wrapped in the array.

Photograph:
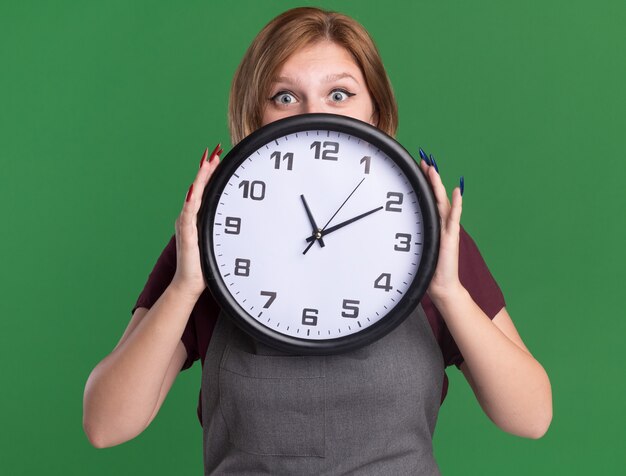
[{"x1": 133, "y1": 226, "x2": 505, "y2": 422}]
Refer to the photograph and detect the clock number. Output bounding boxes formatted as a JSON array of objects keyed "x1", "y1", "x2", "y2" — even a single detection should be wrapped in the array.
[
  {"x1": 310, "y1": 141, "x2": 339, "y2": 160},
  {"x1": 394, "y1": 233, "x2": 411, "y2": 252},
  {"x1": 360, "y1": 155, "x2": 371, "y2": 174},
  {"x1": 239, "y1": 180, "x2": 266, "y2": 200},
  {"x1": 385, "y1": 192, "x2": 403, "y2": 212},
  {"x1": 270, "y1": 151, "x2": 293, "y2": 170},
  {"x1": 234, "y1": 258, "x2": 251, "y2": 277},
  {"x1": 224, "y1": 217, "x2": 241, "y2": 235},
  {"x1": 374, "y1": 273, "x2": 393, "y2": 292},
  {"x1": 302, "y1": 308, "x2": 319, "y2": 326},
  {"x1": 341, "y1": 299, "x2": 360, "y2": 318},
  {"x1": 260, "y1": 291, "x2": 277, "y2": 308}
]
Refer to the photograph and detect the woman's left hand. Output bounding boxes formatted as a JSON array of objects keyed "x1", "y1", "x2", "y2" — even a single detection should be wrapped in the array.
[
  {"x1": 419, "y1": 156, "x2": 552, "y2": 438},
  {"x1": 419, "y1": 156, "x2": 464, "y2": 304}
]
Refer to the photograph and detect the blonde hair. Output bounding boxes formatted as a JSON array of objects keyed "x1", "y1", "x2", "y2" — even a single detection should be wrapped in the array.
[{"x1": 228, "y1": 7, "x2": 398, "y2": 144}]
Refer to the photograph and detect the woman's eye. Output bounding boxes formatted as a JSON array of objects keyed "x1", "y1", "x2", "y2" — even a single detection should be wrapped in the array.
[
  {"x1": 271, "y1": 91, "x2": 296, "y2": 105},
  {"x1": 330, "y1": 89, "x2": 355, "y2": 102}
]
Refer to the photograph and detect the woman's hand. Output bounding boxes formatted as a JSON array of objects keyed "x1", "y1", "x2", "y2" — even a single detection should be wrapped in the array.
[
  {"x1": 418, "y1": 152, "x2": 552, "y2": 438},
  {"x1": 170, "y1": 144, "x2": 223, "y2": 299},
  {"x1": 419, "y1": 154, "x2": 464, "y2": 304},
  {"x1": 83, "y1": 145, "x2": 223, "y2": 447}
]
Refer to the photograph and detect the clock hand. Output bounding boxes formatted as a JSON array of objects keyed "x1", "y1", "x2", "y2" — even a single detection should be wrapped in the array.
[
  {"x1": 302, "y1": 177, "x2": 366, "y2": 255},
  {"x1": 300, "y1": 194, "x2": 325, "y2": 248},
  {"x1": 320, "y1": 177, "x2": 366, "y2": 231},
  {"x1": 305, "y1": 206, "x2": 384, "y2": 243}
]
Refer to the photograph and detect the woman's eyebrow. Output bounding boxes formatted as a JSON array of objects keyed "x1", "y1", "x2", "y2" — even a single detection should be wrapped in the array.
[
  {"x1": 272, "y1": 76, "x2": 298, "y2": 85},
  {"x1": 323, "y1": 73, "x2": 358, "y2": 83},
  {"x1": 271, "y1": 73, "x2": 359, "y2": 84}
]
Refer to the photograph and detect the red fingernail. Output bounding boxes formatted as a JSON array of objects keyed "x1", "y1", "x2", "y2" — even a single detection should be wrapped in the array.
[
  {"x1": 199, "y1": 148, "x2": 209, "y2": 167},
  {"x1": 185, "y1": 183, "x2": 193, "y2": 202},
  {"x1": 209, "y1": 143, "x2": 222, "y2": 162}
]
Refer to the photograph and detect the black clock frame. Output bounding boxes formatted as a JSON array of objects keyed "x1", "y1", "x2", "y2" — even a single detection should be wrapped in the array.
[{"x1": 198, "y1": 113, "x2": 439, "y2": 355}]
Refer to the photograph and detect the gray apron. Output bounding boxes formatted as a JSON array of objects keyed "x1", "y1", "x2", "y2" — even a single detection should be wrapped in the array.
[{"x1": 201, "y1": 305, "x2": 444, "y2": 475}]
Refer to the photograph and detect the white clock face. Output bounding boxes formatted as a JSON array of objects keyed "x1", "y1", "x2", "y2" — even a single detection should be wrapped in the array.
[{"x1": 211, "y1": 128, "x2": 425, "y2": 341}]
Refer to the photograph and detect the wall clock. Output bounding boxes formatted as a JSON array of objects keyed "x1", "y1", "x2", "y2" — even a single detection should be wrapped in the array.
[{"x1": 198, "y1": 113, "x2": 439, "y2": 355}]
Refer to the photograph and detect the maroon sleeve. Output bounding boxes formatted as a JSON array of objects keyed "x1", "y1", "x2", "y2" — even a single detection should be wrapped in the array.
[
  {"x1": 132, "y1": 235, "x2": 199, "y2": 371},
  {"x1": 423, "y1": 226, "x2": 506, "y2": 370}
]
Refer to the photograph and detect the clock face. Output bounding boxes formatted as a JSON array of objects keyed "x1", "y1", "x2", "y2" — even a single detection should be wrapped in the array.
[{"x1": 199, "y1": 114, "x2": 439, "y2": 354}]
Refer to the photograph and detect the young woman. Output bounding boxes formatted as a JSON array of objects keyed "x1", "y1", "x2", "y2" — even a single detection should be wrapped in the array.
[{"x1": 83, "y1": 7, "x2": 552, "y2": 474}]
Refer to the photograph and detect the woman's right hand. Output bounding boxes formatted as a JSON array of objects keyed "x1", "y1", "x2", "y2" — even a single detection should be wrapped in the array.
[{"x1": 170, "y1": 144, "x2": 223, "y2": 299}]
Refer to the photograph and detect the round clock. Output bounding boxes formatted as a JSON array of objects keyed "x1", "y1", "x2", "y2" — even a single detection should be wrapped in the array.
[{"x1": 198, "y1": 113, "x2": 439, "y2": 355}]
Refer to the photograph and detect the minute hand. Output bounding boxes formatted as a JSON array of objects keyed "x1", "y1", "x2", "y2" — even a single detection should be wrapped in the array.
[{"x1": 306, "y1": 206, "x2": 384, "y2": 242}]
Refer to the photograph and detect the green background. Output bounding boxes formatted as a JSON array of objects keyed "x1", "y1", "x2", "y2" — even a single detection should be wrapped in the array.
[{"x1": 1, "y1": 0, "x2": 624, "y2": 474}]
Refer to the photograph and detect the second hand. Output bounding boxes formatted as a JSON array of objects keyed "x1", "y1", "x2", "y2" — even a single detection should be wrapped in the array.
[{"x1": 302, "y1": 177, "x2": 366, "y2": 255}]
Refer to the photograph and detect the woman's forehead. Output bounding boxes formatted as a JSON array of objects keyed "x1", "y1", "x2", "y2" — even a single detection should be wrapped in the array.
[{"x1": 273, "y1": 42, "x2": 364, "y2": 83}]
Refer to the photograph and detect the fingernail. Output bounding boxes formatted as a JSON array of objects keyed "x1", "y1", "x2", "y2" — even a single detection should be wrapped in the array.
[
  {"x1": 199, "y1": 148, "x2": 209, "y2": 167},
  {"x1": 419, "y1": 148, "x2": 428, "y2": 162},
  {"x1": 460, "y1": 176, "x2": 465, "y2": 196},
  {"x1": 185, "y1": 183, "x2": 193, "y2": 202},
  {"x1": 430, "y1": 154, "x2": 439, "y2": 173},
  {"x1": 209, "y1": 143, "x2": 222, "y2": 163}
]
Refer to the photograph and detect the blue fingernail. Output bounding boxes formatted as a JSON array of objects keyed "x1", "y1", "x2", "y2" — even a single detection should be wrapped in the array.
[
  {"x1": 460, "y1": 176, "x2": 464, "y2": 196},
  {"x1": 430, "y1": 154, "x2": 439, "y2": 173},
  {"x1": 419, "y1": 148, "x2": 427, "y2": 161}
]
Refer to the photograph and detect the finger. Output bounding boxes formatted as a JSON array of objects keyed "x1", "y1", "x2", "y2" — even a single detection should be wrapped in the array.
[
  {"x1": 180, "y1": 145, "x2": 222, "y2": 236},
  {"x1": 448, "y1": 187, "x2": 463, "y2": 227},
  {"x1": 179, "y1": 183, "x2": 199, "y2": 245},
  {"x1": 198, "y1": 143, "x2": 222, "y2": 173},
  {"x1": 427, "y1": 166, "x2": 452, "y2": 216},
  {"x1": 195, "y1": 143, "x2": 222, "y2": 190},
  {"x1": 186, "y1": 143, "x2": 222, "y2": 209},
  {"x1": 204, "y1": 146, "x2": 222, "y2": 180},
  {"x1": 193, "y1": 149, "x2": 222, "y2": 220}
]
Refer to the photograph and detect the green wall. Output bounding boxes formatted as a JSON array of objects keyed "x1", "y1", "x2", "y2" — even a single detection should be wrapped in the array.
[{"x1": 1, "y1": 1, "x2": 624, "y2": 474}]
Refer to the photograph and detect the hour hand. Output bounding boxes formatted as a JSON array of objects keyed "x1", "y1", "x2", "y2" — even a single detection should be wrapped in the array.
[{"x1": 300, "y1": 195, "x2": 325, "y2": 248}]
